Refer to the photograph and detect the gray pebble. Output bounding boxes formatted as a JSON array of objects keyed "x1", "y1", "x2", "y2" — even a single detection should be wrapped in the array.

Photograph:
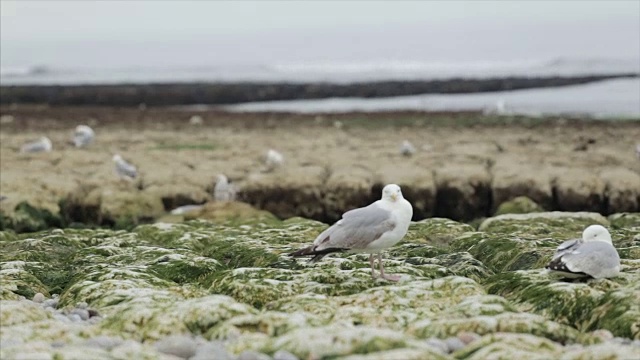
[
  {"x1": 76, "y1": 301, "x2": 88, "y2": 309},
  {"x1": 84, "y1": 336, "x2": 123, "y2": 350},
  {"x1": 54, "y1": 314, "x2": 70, "y2": 323},
  {"x1": 51, "y1": 340, "x2": 65, "y2": 348},
  {"x1": 154, "y1": 334, "x2": 198, "y2": 359},
  {"x1": 45, "y1": 307, "x2": 55, "y2": 314},
  {"x1": 273, "y1": 350, "x2": 298, "y2": 360},
  {"x1": 43, "y1": 298, "x2": 59, "y2": 309},
  {"x1": 445, "y1": 337, "x2": 466, "y2": 353},
  {"x1": 424, "y1": 338, "x2": 448, "y2": 353},
  {"x1": 32, "y1": 293, "x2": 46, "y2": 303},
  {"x1": 457, "y1": 332, "x2": 481, "y2": 345},
  {"x1": 71, "y1": 308, "x2": 90, "y2": 321},
  {"x1": 68, "y1": 314, "x2": 82, "y2": 322},
  {"x1": 633, "y1": 340, "x2": 640, "y2": 347},
  {"x1": 191, "y1": 341, "x2": 234, "y2": 360},
  {"x1": 238, "y1": 351, "x2": 271, "y2": 360}
]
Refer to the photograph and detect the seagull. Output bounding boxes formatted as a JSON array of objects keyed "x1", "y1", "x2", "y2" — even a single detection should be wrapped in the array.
[
  {"x1": 20, "y1": 136, "x2": 52, "y2": 153},
  {"x1": 73, "y1": 125, "x2": 95, "y2": 148},
  {"x1": 399, "y1": 140, "x2": 416, "y2": 156},
  {"x1": 112, "y1": 154, "x2": 138, "y2": 181},
  {"x1": 170, "y1": 204, "x2": 204, "y2": 215},
  {"x1": 545, "y1": 224, "x2": 620, "y2": 279},
  {"x1": 265, "y1": 149, "x2": 284, "y2": 171},
  {"x1": 289, "y1": 184, "x2": 413, "y2": 281},
  {"x1": 214, "y1": 174, "x2": 237, "y2": 202}
]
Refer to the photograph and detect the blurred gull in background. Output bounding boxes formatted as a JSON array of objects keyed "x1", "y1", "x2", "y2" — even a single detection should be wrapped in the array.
[
  {"x1": 73, "y1": 125, "x2": 95, "y2": 148},
  {"x1": 399, "y1": 140, "x2": 416, "y2": 157},
  {"x1": 214, "y1": 174, "x2": 237, "y2": 202},
  {"x1": 21, "y1": 136, "x2": 52, "y2": 153},
  {"x1": 265, "y1": 149, "x2": 284, "y2": 171},
  {"x1": 112, "y1": 154, "x2": 138, "y2": 181}
]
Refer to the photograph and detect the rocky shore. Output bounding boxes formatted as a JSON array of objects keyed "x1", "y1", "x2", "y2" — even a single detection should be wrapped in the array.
[
  {"x1": 1, "y1": 74, "x2": 637, "y2": 106},
  {"x1": 1, "y1": 106, "x2": 639, "y2": 232},
  {"x1": 1, "y1": 211, "x2": 639, "y2": 359}
]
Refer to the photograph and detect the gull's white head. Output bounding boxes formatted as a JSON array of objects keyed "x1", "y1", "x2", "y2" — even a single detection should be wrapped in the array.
[
  {"x1": 382, "y1": 184, "x2": 403, "y2": 202},
  {"x1": 582, "y1": 224, "x2": 612, "y2": 244},
  {"x1": 40, "y1": 136, "x2": 52, "y2": 148},
  {"x1": 112, "y1": 154, "x2": 122, "y2": 162},
  {"x1": 75, "y1": 125, "x2": 94, "y2": 134},
  {"x1": 216, "y1": 174, "x2": 229, "y2": 184}
]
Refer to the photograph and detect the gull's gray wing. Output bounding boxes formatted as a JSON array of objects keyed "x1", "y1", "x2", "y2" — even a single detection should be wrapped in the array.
[
  {"x1": 551, "y1": 238, "x2": 582, "y2": 260},
  {"x1": 546, "y1": 241, "x2": 620, "y2": 279},
  {"x1": 21, "y1": 141, "x2": 47, "y2": 153},
  {"x1": 116, "y1": 160, "x2": 137, "y2": 179},
  {"x1": 313, "y1": 202, "x2": 395, "y2": 251}
]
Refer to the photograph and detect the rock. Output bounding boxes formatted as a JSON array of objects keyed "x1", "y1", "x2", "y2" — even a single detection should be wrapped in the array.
[
  {"x1": 433, "y1": 164, "x2": 492, "y2": 221},
  {"x1": 491, "y1": 160, "x2": 554, "y2": 212},
  {"x1": 457, "y1": 332, "x2": 481, "y2": 345},
  {"x1": 600, "y1": 168, "x2": 640, "y2": 213},
  {"x1": 84, "y1": 336, "x2": 124, "y2": 350},
  {"x1": 553, "y1": 168, "x2": 606, "y2": 212},
  {"x1": 453, "y1": 333, "x2": 563, "y2": 359},
  {"x1": 238, "y1": 350, "x2": 272, "y2": 360},
  {"x1": 444, "y1": 337, "x2": 466, "y2": 352},
  {"x1": 191, "y1": 341, "x2": 235, "y2": 360},
  {"x1": 495, "y1": 196, "x2": 544, "y2": 216},
  {"x1": 479, "y1": 211, "x2": 609, "y2": 233},
  {"x1": 272, "y1": 349, "x2": 299, "y2": 360},
  {"x1": 70, "y1": 308, "x2": 89, "y2": 321},
  {"x1": 32, "y1": 292, "x2": 46, "y2": 303},
  {"x1": 154, "y1": 334, "x2": 199, "y2": 359}
]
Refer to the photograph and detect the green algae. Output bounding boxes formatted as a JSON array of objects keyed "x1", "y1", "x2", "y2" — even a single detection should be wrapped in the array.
[{"x1": 495, "y1": 196, "x2": 544, "y2": 216}]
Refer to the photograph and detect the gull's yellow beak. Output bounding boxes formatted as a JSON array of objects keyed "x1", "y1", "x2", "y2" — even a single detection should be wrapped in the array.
[{"x1": 390, "y1": 193, "x2": 398, "y2": 202}]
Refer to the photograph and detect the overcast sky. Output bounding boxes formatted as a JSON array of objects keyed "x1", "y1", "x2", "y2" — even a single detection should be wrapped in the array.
[{"x1": 1, "y1": 1, "x2": 639, "y2": 67}]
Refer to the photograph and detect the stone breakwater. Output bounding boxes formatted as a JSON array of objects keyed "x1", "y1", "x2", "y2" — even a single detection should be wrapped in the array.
[
  {"x1": 1, "y1": 74, "x2": 637, "y2": 106},
  {"x1": 1, "y1": 211, "x2": 640, "y2": 359},
  {"x1": 1, "y1": 108, "x2": 640, "y2": 232}
]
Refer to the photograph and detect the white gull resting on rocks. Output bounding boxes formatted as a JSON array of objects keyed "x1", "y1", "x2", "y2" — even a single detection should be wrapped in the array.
[
  {"x1": 21, "y1": 136, "x2": 52, "y2": 153},
  {"x1": 265, "y1": 149, "x2": 284, "y2": 171},
  {"x1": 73, "y1": 125, "x2": 95, "y2": 148},
  {"x1": 545, "y1": 224, "x2": 620, "y2": 279},
  {"x1": 400, "y1": 140, "x2": 416, "y2": 156},
  {"x1": 214, "y1": 174, "x2": 237, "y2": 202},
  {"x1": 290, "y1": 184, "x2": 413, "y2": 281},
  {"x1": 112, "y1": 154, "x2": 138, "y2": 181}
]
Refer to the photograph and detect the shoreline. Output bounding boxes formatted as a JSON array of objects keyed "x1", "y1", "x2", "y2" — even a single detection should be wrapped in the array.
[{"x1": 1, "y1": 73, "x2": 638, "y2": 107}]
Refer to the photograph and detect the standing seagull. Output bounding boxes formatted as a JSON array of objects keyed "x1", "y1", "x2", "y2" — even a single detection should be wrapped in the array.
[
  {"x1": 20, "y1": 136, "x2": 52, "y2": 153},
  {"x1": 545, "y1": 224, "x2": 620, "y2": 279},
  {"x1": 73, "y1": 125, "x2": 95, "y2": 148},
  {"x1": 112, "y1": 154, "x2": 138, "y2": 181},
  {"x1": 290, "y1": 184, "x2": 413, "y2": 281},
  {"x1": 214, "y1": 174, "x2": 237, "y2": 202}
]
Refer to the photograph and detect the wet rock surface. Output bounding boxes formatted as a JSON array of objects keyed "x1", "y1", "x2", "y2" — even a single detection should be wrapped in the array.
[
  {"x1": 1, "y1": 212, "x2": 639, "y2": 359},
  {"x1": 1, "y1": 108, "x2": 639, "y2": 231}
]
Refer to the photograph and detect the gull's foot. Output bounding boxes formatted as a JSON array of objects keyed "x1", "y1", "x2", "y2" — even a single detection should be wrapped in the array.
[{"x1": 380, "y1": 273, "x2": 401, "y2": 282}]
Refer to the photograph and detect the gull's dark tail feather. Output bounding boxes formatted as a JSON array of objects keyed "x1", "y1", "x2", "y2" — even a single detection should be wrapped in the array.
[{"x1": 289, "y1": 246, "x2": 347, "y2": 263}]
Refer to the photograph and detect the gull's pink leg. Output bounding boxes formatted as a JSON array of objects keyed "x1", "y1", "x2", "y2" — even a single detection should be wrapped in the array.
[
  {"x1": 369, "y1": 254, "x2": 377, "y2": 278},
  {"x1": 378, "y1": 253, "x2": 401, "y2": 282}
]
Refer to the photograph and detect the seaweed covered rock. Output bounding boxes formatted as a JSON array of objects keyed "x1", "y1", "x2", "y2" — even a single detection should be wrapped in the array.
[
  {"x1": 1, "y1": 213, "x2": 640, "y2": 358},
  {"x1": 495, "y1": 196, "x2": 544, "y2": 216}
]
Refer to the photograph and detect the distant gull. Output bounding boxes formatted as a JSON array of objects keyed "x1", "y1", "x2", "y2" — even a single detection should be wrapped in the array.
[
  {"x1": 112, "y1": 154, "x2": 138, "y2": 181},
  {"x1": 170, "y1": 204, "x2": 203, "y2": 215},
  {"x1": 73, "y1": 125, "x2": 95, "y2": 148},
  {"x1": 265, "y1": 149, "x2": 284, "y2": 171},
  {"x1": 545, "y1": 224, "x2": 620, "y2": 279},
  {"x1": 214, "y1": 174, "x2": 237, "y2": 202},
  {"x1": 0, "y1": 195, "x2": 7, "y2": 202},
  {"x1": 483, "y1": 98, "x2": 510, "y2": 115},
  {"x1": 189, "y1": 115, "x2": 204, "y2": 125},
  {"x1": 21, "y1": 136, "x2": 52, "y2": 153},
  {"x1": 290, "y1": 184, "x2": 413, "y2": 281},
  {"x1": 399, "y1": 140, "x2": 416, "y2": 156}
]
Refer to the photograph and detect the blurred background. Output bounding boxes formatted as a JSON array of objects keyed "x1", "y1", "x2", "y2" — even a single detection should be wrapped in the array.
[{"x1": 2, "y1": 0, "x2": 639, "y2": 116}]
